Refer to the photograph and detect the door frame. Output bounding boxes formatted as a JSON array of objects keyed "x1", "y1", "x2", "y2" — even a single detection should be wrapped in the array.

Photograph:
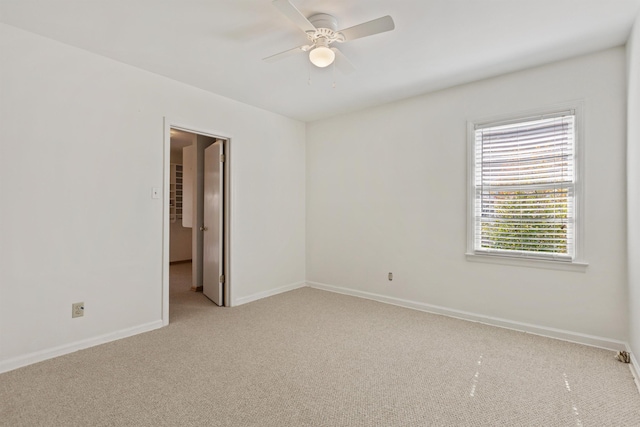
[{"x1": 162, "y1": 117, "x2": 232, "y2": 325}]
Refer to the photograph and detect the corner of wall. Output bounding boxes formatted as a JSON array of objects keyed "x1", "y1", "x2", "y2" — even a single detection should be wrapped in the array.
[
  {"x1": 625, "y1": 344, "x2": 640, "y2": 395},
  {"x1": 627, "y1": 11, "x2": 640, "y2": 366}
]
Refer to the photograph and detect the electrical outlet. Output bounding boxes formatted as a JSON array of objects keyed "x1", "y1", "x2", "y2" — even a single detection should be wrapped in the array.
[
  {"x1": 72, "y1": 302, "x2": 84, "y2": 318},
  {"x1": 388, "y1": 272, "x2": 393, "y2": 281}
]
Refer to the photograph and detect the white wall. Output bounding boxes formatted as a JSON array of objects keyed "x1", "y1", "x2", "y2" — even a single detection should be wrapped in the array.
[
  {"x1": 307, "y1": 47, "x2": 628, "y2": 344},
  {"x1": 0, "y1": 24, "x2": 306, "y2": 370},
  {"x1": 628, "y1": 14, "x2": 640, "y2": 365},
  {"x1": 169, "y1": 220, "x2": 192, "y2": 263}
]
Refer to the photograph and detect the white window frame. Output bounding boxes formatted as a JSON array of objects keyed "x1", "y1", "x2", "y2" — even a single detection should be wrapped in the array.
[{"x1": 466, "y1": 102, "x2": 587, "y2": 271}]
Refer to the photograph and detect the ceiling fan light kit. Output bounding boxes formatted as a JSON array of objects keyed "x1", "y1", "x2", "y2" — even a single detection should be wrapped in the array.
[
  {"x1": 309, "y1": 44, "x2": 335, "y2": 67},
  {"x1": 265, "y1": 0, "x2": 395, "y2": 72}
]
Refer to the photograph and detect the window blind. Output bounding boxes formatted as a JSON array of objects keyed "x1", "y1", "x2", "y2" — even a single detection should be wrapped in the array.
[{"x1": 474, "y1": 112, "x2": 575, "y2": 260}]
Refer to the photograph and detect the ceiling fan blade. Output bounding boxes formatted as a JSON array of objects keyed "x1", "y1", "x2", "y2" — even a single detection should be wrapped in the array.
[
  {"x1": 331, "y1": 48, "x2": 356, "y2": 74},
  {"x1": 338, "y1": 15, "x2": 395, "y2": 42},
  {"x1": 263, "y1": 44, "x2": 311, "y2": 63},
  {"x1": 272, "y1": 0, "x2": 316, "y2": 34}
]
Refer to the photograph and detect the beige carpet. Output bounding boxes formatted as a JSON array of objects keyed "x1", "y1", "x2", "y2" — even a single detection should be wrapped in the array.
[{"x1": 1, "y1": 263, "x2": 639, "y2": 426}]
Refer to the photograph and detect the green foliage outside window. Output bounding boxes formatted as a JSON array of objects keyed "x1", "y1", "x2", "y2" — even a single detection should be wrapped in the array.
[{"x1": 481, "y1": 189, "x2": 568, "y2": 254}]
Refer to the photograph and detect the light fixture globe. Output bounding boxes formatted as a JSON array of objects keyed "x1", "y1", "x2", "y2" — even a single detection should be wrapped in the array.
[{"x1": 309, "y1": 46, "x2": 335, "y2": 68}]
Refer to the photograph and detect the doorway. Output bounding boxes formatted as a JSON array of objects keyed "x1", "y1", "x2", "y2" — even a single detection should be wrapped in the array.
[{"x1": 162, "y1": 120, "x2": 231, "y2": 325}]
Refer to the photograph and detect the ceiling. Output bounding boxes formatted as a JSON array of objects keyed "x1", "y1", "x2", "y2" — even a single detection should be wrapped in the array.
[{"x1": 1, "y1": 0, "x2": 639, "y2": 122}]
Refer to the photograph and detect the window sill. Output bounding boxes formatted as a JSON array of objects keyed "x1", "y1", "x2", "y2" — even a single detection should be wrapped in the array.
[{"x1": 465, "y1": 253, "x2": 588, "y2": 272}]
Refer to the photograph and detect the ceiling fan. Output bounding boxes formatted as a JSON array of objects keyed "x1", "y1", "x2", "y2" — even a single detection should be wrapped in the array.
[{"x1": 264, "y1": 0, "x2": 395, "y2": 73}]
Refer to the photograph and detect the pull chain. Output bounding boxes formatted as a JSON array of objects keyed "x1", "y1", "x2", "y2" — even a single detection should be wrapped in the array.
[{"x1": 332, "y1": 61, "x2": 336, "y2": 88}]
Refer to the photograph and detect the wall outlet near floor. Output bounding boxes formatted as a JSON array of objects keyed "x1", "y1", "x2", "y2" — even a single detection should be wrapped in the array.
[
  {"x1": 72, "y1": 302, "x2": 84, "y2": 318},
  {"x1": 388, "y1": 272, "x2": 393, "y2": 281}
]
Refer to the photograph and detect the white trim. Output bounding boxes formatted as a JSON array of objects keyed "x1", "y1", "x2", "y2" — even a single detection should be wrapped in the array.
[
  {"x1": 465, "y1": 252, "x2": 588, "y2": 272},
  {"x1": 307, "y1": 281, "x2": 626, "y2": 351},
  {"x1": 223, "y1": 137, "x2": 233, "y2": 307},
  {"x1": 163, "y1": 118, "x2": 233, "y2": 314},
  {"x1": 466, "y1": 100, "x2": 587, "y2": 267},
  {"x1": 233, "y1": 281, "x2": 307, "y2": 306},
  {"x1": 163, "y1": 118, "x2": 171, "y2": 326},
  {"x1": 474, "y1": 109, "x2": 575, "y2": 130},
  {"x1": 627, "y1": 345, "x2": 640, "y2": 395},
  {"x1": 0, "y1": 320, "x2": 163, "y2": 374}
]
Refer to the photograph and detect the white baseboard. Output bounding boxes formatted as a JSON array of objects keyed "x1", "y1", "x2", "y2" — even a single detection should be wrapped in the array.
[
  {"x1": 307, "y1": 281, "x2": 627, "y2": 352},
  {"x1": 0, "y1": 320, "x2": 164, "y2": 374},
  {"x1": 233, "y1": 281, "x2": 306, "y2": 306},
  {"x1": 627, "y1": 345, "x2": 640, "y2": 395}
]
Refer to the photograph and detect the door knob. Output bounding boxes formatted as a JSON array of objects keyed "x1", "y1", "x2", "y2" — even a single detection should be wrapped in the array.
[{"x1": 200, "y1": 226, "x2": 208, "y2": 231}]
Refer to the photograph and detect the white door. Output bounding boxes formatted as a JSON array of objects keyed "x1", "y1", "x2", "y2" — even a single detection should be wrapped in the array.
[{"x1": 202, "y1": 141, "x2": 224, "y2": 305}]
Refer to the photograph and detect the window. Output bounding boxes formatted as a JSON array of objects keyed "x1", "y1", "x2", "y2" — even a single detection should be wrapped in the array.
[{"x1": 467, "y1": 107, "x2": 585, "y2": 267}]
